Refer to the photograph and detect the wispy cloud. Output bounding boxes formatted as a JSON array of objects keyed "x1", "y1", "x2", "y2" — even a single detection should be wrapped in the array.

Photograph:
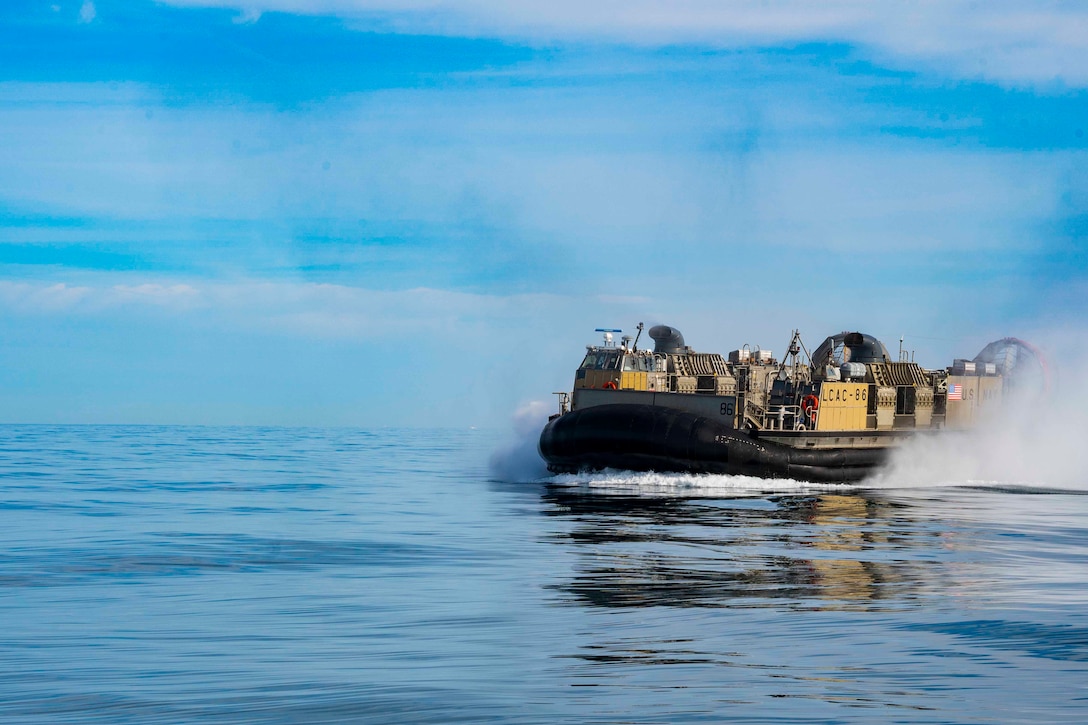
[
  {"x1": 2, "y1": 79, "x2": 1079, "y2": 273},
  {"x1": 163, "y1": 0, "x2": 1088, "y2": 86},
  {"x1": 0, "y1": 281, "x2": 93, "y2": 312},
  {"x1": 78, "y1": 0, "x2": 96, "y2": 24},
  {"x1": 0, "y1": 280, "x2": 199, "y2": 314},
  {"x1": 0, "y1": 277, "x2": 571, "y2": 337},
  {"x1": 0, "y1": 274, "x2": 617, "y2": 424},
  {"x1": 1, "y1": 0, "x2": 1084, "y2": 425}
]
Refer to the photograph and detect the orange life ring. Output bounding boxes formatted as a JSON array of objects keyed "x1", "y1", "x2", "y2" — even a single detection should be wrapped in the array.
[
  {"x1": 603, "y1": 381, "x2": 618, "y2": 390},
  {"x1": 801, "y1": 394, "x2": 819, "y2": 414}
]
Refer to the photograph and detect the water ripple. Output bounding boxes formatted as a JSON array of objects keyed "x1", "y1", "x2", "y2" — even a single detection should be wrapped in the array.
[{"x1": 0, "y1": 426, "x2": 1085, "y2": 723}]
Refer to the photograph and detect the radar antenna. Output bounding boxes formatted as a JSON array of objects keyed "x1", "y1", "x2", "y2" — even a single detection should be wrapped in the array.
[{"x1": 594, "y1": 328, "x2": 622, "y2": 348}]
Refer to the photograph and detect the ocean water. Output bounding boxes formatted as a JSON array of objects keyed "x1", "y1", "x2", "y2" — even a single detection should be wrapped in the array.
[{"x1": 1, "y1": 425, "x2": 1087, "y2": 723}]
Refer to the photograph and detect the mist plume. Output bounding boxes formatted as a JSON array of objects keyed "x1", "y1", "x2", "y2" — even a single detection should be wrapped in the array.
[
  {"x1": 869, "y1": 352, "x2": 1088, "y2": 490},
  {"x1": 488, "y1": 400, "x2": 551, "y2": 482}
]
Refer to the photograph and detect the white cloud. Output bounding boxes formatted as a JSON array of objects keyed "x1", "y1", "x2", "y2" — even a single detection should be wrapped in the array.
[
  {"x1": 0, "y1": 282, "x2": 93, "y2": 312},
  {"x1": 0, "y1": 80, "x2": 1072, "y2": 262},
  {"x1": 162, "y1": 0, "x2": 1088, "y2": 86},
  {"x1": 231, "y1": 7, "x2": 262, "y2": 24},
  {"x1": 0, "y1": 281, "x2": 199, "y2": 313},
  {"x1": 0, "y1": 277, "x2": 574, "y2": 338},
  {"x1": 78, "y1": 0, "x2": 96, "y2": 23},
  {"x1": 110, "y1": 283, "x2": 201, "y2": 308}
]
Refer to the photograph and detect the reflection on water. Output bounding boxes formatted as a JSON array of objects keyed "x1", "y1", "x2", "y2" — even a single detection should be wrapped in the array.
[
  {"x1": 541, "y1": 488, "x2": 951, "y2": 610},
  {"x1": 3, "y1": 427, "x2": 1087, "y2": 723},
  {"x1": 533, "y1": 480, "x2": 1088, "y2": 722}
]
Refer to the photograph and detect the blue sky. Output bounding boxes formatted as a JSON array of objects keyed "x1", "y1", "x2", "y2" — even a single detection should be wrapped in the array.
[{"x1": 1, "y1": 0, "x2": 1086, "y2": 425}]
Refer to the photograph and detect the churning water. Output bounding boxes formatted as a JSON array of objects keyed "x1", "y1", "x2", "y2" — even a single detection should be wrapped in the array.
[{"x1": 1, "y1": 425, "x2": 1087, "y2": 723}]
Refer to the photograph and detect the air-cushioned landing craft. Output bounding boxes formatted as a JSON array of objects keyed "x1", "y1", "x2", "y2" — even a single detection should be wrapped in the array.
[{"x1": 538, "y1": 324, "x2": 1045, "y2": 482}]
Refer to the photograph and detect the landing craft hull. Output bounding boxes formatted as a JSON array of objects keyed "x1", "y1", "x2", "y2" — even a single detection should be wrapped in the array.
[{"x1": 538, "y1": 404, "x2": 891, "y2": 483}]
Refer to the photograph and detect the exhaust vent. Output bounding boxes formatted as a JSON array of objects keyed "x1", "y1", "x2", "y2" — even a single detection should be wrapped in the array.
[{"x1": 649, "y1": 325, "x2": 687, "y2": 354}]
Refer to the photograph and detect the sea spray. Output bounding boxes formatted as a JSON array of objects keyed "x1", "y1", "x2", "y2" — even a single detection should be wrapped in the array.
[
  {"x1": 489, "y1": 400, "x2": 551, "y2": 481},
  {"x1": 868, "y1": 357, "x2": 1088, "y2": 490}
]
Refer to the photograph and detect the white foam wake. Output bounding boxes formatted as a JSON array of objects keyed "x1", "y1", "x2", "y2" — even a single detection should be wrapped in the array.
[{"x1": 547, "y1": 469, "x2": 852, "y2": 497}]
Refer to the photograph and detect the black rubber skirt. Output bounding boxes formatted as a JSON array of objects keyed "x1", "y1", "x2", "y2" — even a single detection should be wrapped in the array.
[{"x1": 538, "y1": 404, "x2": 888, "y2": 483}]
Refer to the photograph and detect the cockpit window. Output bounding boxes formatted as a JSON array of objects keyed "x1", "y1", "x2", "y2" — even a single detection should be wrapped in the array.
[{"x1": 581, "y1": 352, "x2": 623, "y2": 370}]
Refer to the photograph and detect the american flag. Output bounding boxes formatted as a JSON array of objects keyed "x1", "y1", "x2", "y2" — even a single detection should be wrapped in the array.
[{"x1": 948, "y1": 383, "x2": 963, "y2": 401}]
